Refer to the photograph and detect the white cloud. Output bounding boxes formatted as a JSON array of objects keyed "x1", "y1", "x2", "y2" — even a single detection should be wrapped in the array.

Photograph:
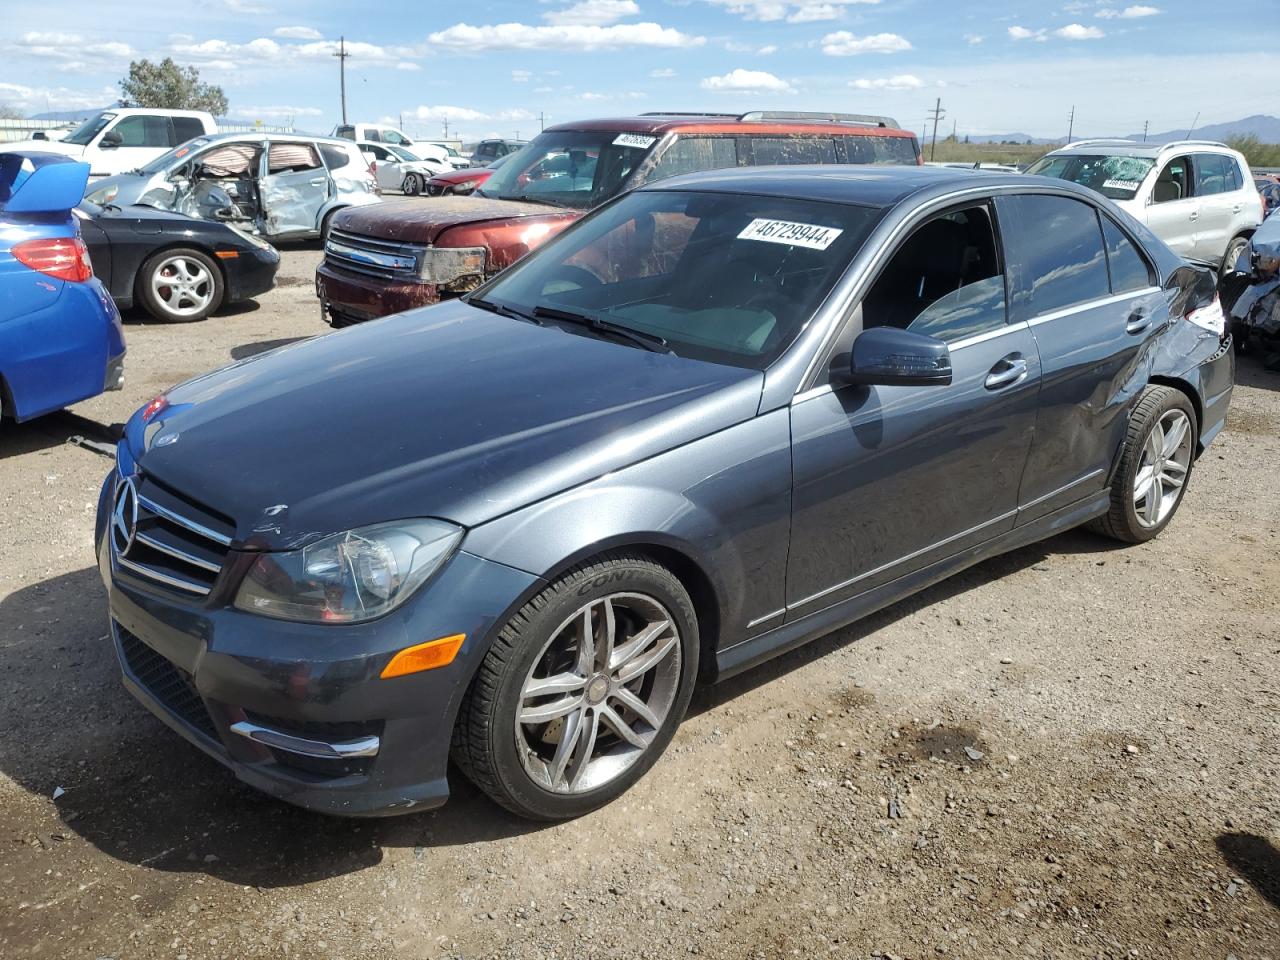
[
  {"x1": 543, "y1": 0, "x2": 640, "y2": 26},
  {"x1": 850, "y1": 74, "x2": 925, "y2": 91},
  {"x1": 0, "y1": 81, "x2": 117, "y2": 114},
  {"x1": 650, "y1": 67, "x2": 677, "y2": 78},
  {"x1": 234, "y1": 104, "x2": 323, "y2": 118},
  {"x1": 224, "y1": 0, "x2": 271, "y2": 12},
  {"x1": 273, "y1": 26, "x2": 323, "y2": 40},
  {"x1": 820, "y1": 31, "x2": 911, "y2": 56},
  {"x1": 706, "y1": 0, "x2": 880, "y2": 22},
  {"x1": 396, "y1": 62, "x2": 421, "y2": 71},
  {"x1": 17, "y1": 32, "x2": 132, "y2": 61},
  {"x1": 1097, "y1": 4, "x2": 1160, "y2": 17},
  {"x1": 758, "y1": 44, "x2": 778, "y2": 54},
  {"x1": 411, "y1": 105, "x2": 490, "y2": 123},
  {"x1": 428, "y1": 21, "x2": 705, "y2": 51},
  {"x1": 964, "y1": 33, "x2": 984, "y2": 45},
  {"x1": 1055, "y1": 23, "x2": 1105, "y2": 39},
  {"x1": 1008, "y1": 25, "x2": 1048, "y2": 41},
  {"x1": 533, "y1": 85, "x2": 555, "y2": 93},
  {"x1": 511, "y1": 69, "x2": 532, "y2": 82},
  {"x1": 700, "y1": 68, "x2": 795, "y2": 94},
  {"x1": 579, "y1": 92, "x2": 609, "y2": 100}
]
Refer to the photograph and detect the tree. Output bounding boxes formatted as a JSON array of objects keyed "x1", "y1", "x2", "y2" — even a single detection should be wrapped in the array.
[
  {"x1": 0, "y1": 103, "x2": 25, "y2": 119},
  {"x1": 119, "y1": 58, "x2": 228, "y2": 115}
]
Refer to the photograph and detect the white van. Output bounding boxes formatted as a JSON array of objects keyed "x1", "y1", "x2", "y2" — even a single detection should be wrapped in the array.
[{"x1": 0, "y1": 108, "x2": 217, "y2": 178}]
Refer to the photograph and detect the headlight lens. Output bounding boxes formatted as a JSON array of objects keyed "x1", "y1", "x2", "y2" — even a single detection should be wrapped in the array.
[
  {"x1": 419, "y1": 246, "x2": 486, "y2": 283},
  {"x1": 86, "y1": 183, "x2": 119, "y2": 205},
  {"x1": 234, "y1": 519, "x2": 463, "y2": 624},
  {"x1": 226, "y1": 224, "x2": 273, "y2": 251}
]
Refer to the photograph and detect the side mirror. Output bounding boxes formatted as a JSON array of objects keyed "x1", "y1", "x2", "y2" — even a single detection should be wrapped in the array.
[
  {"x1": 847, "y1": 326, "x2": 952, "y2": 387},
  {"x1": 99, "y1": 130, "x2": 123, "y2": 149}
]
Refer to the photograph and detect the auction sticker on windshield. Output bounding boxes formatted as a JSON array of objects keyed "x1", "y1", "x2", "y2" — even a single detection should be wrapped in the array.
[
  {"x1": 737, "y1": 218, "x2": 843, "y2": 251},
  {"x1": 613, "y1": 133, "x2": 657, "y2": 149}
]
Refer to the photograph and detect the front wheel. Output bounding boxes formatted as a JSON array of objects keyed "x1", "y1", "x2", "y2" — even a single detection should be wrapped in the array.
[
  {"x1": 453, "y1": 554, "x2": 699, "y2": 820},
  {"x1": 136, "y1": 248, "x2": 224, "y2": 323},
  {"x1": 402, "y1": 173, "x2": 422, "y2": 196},
  {"x1": 1090, "y1": 385, "x2": 1197, "y2": 543}
]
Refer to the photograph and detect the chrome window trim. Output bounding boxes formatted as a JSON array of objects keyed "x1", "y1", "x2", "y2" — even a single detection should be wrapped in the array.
[{"x1": 1025, "y1": 286, "x2": 1161, "y2": 327}]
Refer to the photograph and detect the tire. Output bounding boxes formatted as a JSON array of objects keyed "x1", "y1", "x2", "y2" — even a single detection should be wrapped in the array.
[
  {"x1": 136, "y1": 247, "x2": 224, "y2": 323},
  {"x1": 453, "y1": 553, "x2": 699, "y2": 820},
  {"x1": 1220, "y1": 234, "x2": 1250, "y2": 281},
  {"x1": 1089, "y1": 385, "x2": 1197, "y2": 544},
  {"x1": 402, "y1": 173, "x2": 421, "y2": 196}
]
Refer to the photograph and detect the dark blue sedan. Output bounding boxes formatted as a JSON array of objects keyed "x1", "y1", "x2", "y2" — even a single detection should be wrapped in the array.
[
  {"x1": 96, "y1": 166, "x2": 1232, "y2": 820},
  {"x1": 1, "y1": 152, "x2": 125, "y2": 424}
]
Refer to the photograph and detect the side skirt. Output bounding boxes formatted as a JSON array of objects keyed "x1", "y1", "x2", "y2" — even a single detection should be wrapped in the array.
[{"x1": 714, "y1": 491, "x2": 1110, "y2": 681}]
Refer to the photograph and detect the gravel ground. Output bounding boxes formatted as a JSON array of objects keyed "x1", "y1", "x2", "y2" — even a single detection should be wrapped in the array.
[{"x1": 1, "y1": 245, "x2": 1277, "y2": 960}]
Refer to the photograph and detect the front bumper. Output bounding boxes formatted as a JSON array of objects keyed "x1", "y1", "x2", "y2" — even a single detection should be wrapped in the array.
[
  {"x1": 315, "y1": 261, "x2": 440, "y2": 327},
  {"x1": 225, "y1": 246, "x2": 281, "y2": 304},
  {"x1": 94, "y1": 471, "x2": 539, "y2": 816}
]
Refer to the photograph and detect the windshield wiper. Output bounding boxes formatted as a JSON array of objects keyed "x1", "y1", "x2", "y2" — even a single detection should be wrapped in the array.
[
  {"x1": 532, "y1": 305, "x2": 671, "y2": 354},
  {"x1": 466, "y1": 296, "x2": 543, "y2": 325},
  {"x1": 506, "y1": 194, "x2": 576, "y2": 209}
]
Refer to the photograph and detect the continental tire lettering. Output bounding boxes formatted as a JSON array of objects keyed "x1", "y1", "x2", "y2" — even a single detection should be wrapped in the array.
[{"x1": 576, "y1": 570, "x2": 629, "y2": 595}]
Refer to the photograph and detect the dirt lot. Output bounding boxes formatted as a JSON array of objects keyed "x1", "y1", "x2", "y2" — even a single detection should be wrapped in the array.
[{"x1": 1, "y1": 244, "x2": 1278, "y2": 960}]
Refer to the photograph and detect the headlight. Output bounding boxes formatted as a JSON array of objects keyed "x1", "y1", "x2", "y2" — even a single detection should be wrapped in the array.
[
  {"x1": 453, "y1": 179, "x2": 481, "y2": 193},
  {"x1": 419, "y1": 246, "x2": 486, "y2": 284},
  {"x1": 86, "y1": 183, "x2": 118, "y2": 205},
  {"x1": 226, "y1": 224, "x2": 273, "y2": 252},
  {"x1": 233, "y1": 519, "x2": 463, "y2": 624}
]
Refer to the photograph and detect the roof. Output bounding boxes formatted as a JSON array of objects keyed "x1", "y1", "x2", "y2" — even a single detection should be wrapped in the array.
[
  {"x1": 1049, "y1": 138, "x2": 1239, "y2": 158},
  {"x1": 545, "y1": 111, "x2": 915, "y2": 138},
  {"x1": 642, "y1": 164, "x2": 1030, "y2": 207}
]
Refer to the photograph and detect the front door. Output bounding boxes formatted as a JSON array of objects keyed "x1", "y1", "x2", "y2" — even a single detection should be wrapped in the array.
[
  {"x1": 259, "y1": 141, "x2": 329, "y2": 237},
  {"x1": 1144, "y1": 154, "x2": 1199, "y2": 257},
  {"x1": 786, "y1": 203, "x2": 1041, "y2": 618}
]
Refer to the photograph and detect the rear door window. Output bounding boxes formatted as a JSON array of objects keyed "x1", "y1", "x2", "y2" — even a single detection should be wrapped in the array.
[
  {"x1": 171, "y1": 117, "x2": 205, "y2": 145},
  {"x1": 997, "y1": 194, "x2": 1110, "y2": 322},
  {"x1": 748, "y1": 137, "x2": 837, "y2": 165},
  {"x1": 319, "y1": 144, "x2": 353, "y2": 170},
  {"x1": 842, "y1": 135, "x2": 919, "y2": 165},
  {"x1": 644, "y1": 137, "x2": 739, "y2": 183},
  {"x1": 1194, "y1": 154, "x2": 1235, "y2": 196},
  {"x1": 1100, "y1": 217, "x2": 1154, "y2": 293}
]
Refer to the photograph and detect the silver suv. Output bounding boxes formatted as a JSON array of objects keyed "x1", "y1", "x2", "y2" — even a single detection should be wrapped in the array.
[{"x1": 1028, "y1": 140, "x2": 1262, "y2": 271}]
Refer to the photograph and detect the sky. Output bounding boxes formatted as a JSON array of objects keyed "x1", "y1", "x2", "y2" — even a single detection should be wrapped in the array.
[{"x1": 3, "y1": 0, "x2": 1279, "y2": 143}]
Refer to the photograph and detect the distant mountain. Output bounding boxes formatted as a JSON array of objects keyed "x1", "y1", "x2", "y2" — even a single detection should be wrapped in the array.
[
  {"x1": 965, "y1": 133, "x2": 1064, "y2": 145},
  {"x1": 1121, "y1": 114, "x2": 1280, "y2": 144},
  {"x1": 29, "y1": 107, "x2": 111, "y2": 122}
]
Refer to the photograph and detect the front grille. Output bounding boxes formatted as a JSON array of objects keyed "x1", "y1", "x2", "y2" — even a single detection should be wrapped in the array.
[
  {"x1": 325, "y1": 228, "x2": 424, "y2": 281},
  {"x1": 113, "y1": 476, "x2": 233, "y2": 598},
  {"x1": 118, "y1": 626, "x2": 219, "y2": 742}
]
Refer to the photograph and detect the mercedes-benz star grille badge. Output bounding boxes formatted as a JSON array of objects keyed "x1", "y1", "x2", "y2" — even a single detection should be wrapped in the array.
[{"x1": 111, "y1": 475, "x2": 139, "y2": 558}]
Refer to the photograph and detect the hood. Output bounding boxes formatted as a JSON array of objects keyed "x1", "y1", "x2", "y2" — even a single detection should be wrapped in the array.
[
  {"x1": 334, "y1": 195, "x2": 573, "y2": 245},
  {"x1": 431, "y1": 168, "x2": 491, "y2": 186},
  {"x1": 82, "y1": 171, "x2": 157, "y2": 206},
  {"x1": 0, "y1": 139, "x2": 84, "y2": 159},
  {"x1": 129, "y1": 299, "x2": 763, "y2": 550}
]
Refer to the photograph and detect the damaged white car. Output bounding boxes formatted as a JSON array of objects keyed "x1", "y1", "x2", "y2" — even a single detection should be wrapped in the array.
[{"x1": 84, "y1": 133, "x2": 381, "y2": 242}]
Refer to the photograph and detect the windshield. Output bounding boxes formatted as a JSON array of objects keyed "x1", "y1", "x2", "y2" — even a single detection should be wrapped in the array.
[
  {"x1": 477, "y1": 188, "x2": 882, "y2": 369},
  {"x1": 477, "y1": 130, "x2": 658, "y2": 209},
  {"x1": 138, "y1": 137, "x2": 215, "y2": 174},
  {"x1": 1026, "y1": 153, "x2": 1156, "y2": 201},
  {"x1": 63, "y1": 112, "x2": 115, "y2": 146}
]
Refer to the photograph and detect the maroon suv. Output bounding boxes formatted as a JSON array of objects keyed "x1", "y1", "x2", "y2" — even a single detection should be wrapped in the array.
[{"x1": 316, "y1": 110, "x2": 921, "y2": 327}]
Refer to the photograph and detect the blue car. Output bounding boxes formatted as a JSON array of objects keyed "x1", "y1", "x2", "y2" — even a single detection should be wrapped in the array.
[{"x1": 0, "y1": 152, "x2": 125, "y2": 424}]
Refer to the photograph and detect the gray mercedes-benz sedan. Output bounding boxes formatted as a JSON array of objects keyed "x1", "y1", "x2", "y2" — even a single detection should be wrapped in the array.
[{"x1": 96, "y1": 166, "x2": 1234, "y2": 820}]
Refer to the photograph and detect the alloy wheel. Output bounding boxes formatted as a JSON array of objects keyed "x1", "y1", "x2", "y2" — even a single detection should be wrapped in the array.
[
  {"x1": 151, "y1": 255, "x2": 214, "y2": 318},
  {"x1": 515, "y1": 592, "x2": 682, "y2": 794},
  {"x1": 1133, "y1": 409, "x2": 1192, "y2": 528}
]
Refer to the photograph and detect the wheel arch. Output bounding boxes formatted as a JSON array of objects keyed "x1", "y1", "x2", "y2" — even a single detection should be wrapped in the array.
[{"x1": 1147, "y1": 374, "x2": 1203, "y2": 449}]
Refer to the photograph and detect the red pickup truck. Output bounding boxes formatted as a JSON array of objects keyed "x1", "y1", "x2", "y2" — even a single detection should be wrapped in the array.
[{"x1": 316, "y1": 110, "x2": 921, "y2": 327}]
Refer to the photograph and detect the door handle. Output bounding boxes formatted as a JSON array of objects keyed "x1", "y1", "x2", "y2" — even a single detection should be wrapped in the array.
[
  {"x1": 984, "y1": 355, "x2": 1029, "y2": 390},
  {"x1": 1188, "y1": 210, "x2": 1199, "y2": 222},
  {"x1": 1126, "y1": 309, "x2": 1152, "y2": 335},
  {"x1": 309, "y1": 177, "x2": 327, "y2": 186}
]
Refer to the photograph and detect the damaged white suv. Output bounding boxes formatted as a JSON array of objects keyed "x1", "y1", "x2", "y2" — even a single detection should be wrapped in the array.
[
  {"x1": 1028, "y1": 139, "x2": 1262, "y2": 274},
  {"x1": 84, "y1": 133, "x2": 381, "y2": 242}
]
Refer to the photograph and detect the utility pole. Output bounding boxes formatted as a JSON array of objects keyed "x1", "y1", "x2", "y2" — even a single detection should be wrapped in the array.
[
  {"x1": 333, "y1": 36, "x2": 350, "y2": 125},
  {"x1": 950, "y1": 118, "x2": 956, "y2": 142},
  {"x1": 1143, "y1": 120, "x2": 1149, "y2": 142},
  {"x1": 927, "y1": 98, "x2": 945, "y2": 162},
  {"x1": 538, "y1": 111, "x2": 546, "y2": 132},
  {"x1": 1067, "y1": 105, "x2": 1075, "y2": 142},
  {"x1": 442, "y1": 118, "x2": 450, "y2": 139}
]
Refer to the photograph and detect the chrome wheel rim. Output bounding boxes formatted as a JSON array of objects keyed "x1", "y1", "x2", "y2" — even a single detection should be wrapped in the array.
[
  {"x1": 516, "y1": 592, "x2": 681, "y2": 794},
  {"x1": 151, "y1": 255, "x2": 213, "y2": 317},
  {"x1": 1133, "y1": 409, "x2": 1192, "y2": 528}
]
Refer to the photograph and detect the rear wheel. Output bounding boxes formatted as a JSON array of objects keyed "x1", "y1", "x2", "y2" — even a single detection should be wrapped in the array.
[
  {"x1": 453, "y1": 554, "x2": 699, "y2": 820},
  {"x1": 1090, "y1": 385, "x2": 1197, "y2": 543},
  {"x1": 1221, "y1": 234, "x2": 1250, "y2": 280},
  {"x1": 136, "y1": 248, "x2": 223, "y2": 323},
  {"x1": 402, "y1": 173, "x2": 422, "y2": 196}
]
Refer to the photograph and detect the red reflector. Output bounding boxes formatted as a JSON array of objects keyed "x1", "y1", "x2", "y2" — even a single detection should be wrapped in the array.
[
  {"x1": 12, "y1": 236, "x2": 94, "y2": 283},
  {"x1": 141, "y1": 395, "x2": 169, "y2": 422}
]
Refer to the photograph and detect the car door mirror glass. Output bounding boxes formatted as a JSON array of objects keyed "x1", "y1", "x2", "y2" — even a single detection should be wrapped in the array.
[
  {"x1": 99, "y1": 131, "x2": 122, "y2": 149},
  {"x1": 847, "y1": 326, "x2": 952, "y2": 387}
]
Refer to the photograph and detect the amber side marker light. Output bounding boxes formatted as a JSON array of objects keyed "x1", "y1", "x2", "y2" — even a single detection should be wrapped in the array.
[
  {"x1": 214, "y1": 250, "x2": 240, "y2": 259},
  {"x1": 381, "y1": 634, "x2": 466, "y2": 679}
]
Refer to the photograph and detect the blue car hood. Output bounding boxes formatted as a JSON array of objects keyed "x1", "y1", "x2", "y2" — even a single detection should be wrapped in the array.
[{"x1": 130, "y1": 300, "x2": 763, "y2": 549}]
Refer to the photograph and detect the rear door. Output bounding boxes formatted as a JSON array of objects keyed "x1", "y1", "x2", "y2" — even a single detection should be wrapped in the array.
[
  {"x1": 260, "y1": 141, "x2": 329, "y2": 237},
  {"x1": 1144, "y1": 154, "x2": 1198, "y2": 256},
  {"x1": 995, "y1": 193, "x2": 1164, "y2": 524},
  {"x1": 786, "y1": 201, "x2": 1041, "y2": 617},
  {"x1": 1191, "y1": 153, "x2": 1239, "y2": 262}
]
